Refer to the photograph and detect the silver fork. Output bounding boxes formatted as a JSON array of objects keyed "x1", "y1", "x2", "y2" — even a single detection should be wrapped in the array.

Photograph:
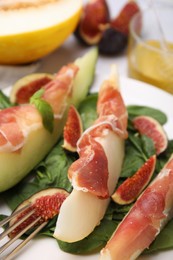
[{"x1": 0, "y1": 204, "x2": 48, "y2": 260}]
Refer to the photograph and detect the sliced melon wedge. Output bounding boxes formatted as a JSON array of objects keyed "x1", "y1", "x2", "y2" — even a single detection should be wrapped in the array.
[
  {"x1": 54, "y1": 131, "x2": 124, "y2": 242},
  {"x1": 0, "y1": 48, "x2": 98, "y2": 192}
]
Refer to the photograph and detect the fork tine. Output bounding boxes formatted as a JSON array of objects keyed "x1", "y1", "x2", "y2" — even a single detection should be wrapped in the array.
[
  {"x1": 0, "y1": 204, "x2": 31, "y2": 228},
  {"x1": 0, "y1": 215, "x2": 42, "y2": 255},
  {"x1": 4, "y1": 221, "x2": 48, "y2": 260},
  {"x1": 0, "y1": 208, "x2": 35, "y2": 241}
]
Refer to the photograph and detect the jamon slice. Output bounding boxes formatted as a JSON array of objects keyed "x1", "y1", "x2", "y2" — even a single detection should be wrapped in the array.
[
  {"x1": 100, "y1": 154, "x2": 173, "y2": 260},
  {"x1": 97, "y1": 70, "x2": 128, "y2": 136},
  {"x1": 68, "y1": 133, "x2": 109, "y2": 198},
  {"x1": 54, "y1": 65, "x2": 127, "y2": 242},
  {"x1": 0, "y1": 48, "x2": 98, "y2": 192},
  {"x1": 68, "y1": 65, "x2": 128, "y2": 199},
  {"x1": 0, "y1": 65, "x2": 79, "y2": 192}
]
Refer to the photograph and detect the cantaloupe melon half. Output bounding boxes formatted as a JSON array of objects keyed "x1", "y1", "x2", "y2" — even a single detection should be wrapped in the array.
[{"x1": 0, "y1": 0, "x2": 82, "y2": 64}]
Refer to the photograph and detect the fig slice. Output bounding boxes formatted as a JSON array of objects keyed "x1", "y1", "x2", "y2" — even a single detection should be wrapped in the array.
[
  {"x1": 112, "y1": 155, "x2": 156, "y2": 205},
  {"x1": 9, "y1": 188, "x2": 69, "y2": 238},
  {"x1": 75, "y1": 0, "x2": 110, "y2": 45},
  {"x1": 110, "y1": 0, "x2": 140, "y2": 36},
  {"x1": 62, "y1": 105, "x2": 83, "y2": 152},
  {"x1": 10, "y1": 73, "x2": 54, "y2": 104},
  {"x1": 133, "y1": 115, "x2": 168, "y2": 155}
]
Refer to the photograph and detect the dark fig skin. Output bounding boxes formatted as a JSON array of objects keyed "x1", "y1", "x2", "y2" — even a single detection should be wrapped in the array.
[
  {"x1": 74, "y1": 0, "x2": 140, "y2": 56},
  {"x1": 98, "y1": 27, "x2": 128, "y2": 55}
]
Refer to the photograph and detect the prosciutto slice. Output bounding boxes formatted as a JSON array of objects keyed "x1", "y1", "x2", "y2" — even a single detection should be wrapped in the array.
[
  {"x1": 0, "y1": 64, "x2": 78, "y2": 153},
  {"x1": 100, "y1": 155, "x2": 173, "y2": 260},
  {"x1": 68, "y1": 65, "x2": 128, "y2": 198},
  {"x1": 42, "y1": 64, "x2": 78, "y2": 118},
  {"x1": 54, "y1": 65, "x2": 127, "y2": 242}
]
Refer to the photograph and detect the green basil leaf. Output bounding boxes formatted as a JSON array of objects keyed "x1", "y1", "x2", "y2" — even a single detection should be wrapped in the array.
[
  {"x1": 0, "y1": 90, "x2": 12, "y2": 109},
  {"x1": 35, "y1": 99, "x2": 54, "y2": 133},
  {"x1": 30, "y1": 89, "x2": 54, "y2": 133},
  {"x1": 30, "y1": 88, "x2": 44, "y2": 100}
]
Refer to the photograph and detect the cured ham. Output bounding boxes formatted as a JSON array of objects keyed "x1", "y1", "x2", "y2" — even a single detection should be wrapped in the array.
[
  {"x1": 54, "y1": 65, "x2": 127, "y2": 242},
  {"x1": 42, "y1": 64, "x2": 78, "y2": 118},
  {"x1": 0, "y1": 106, "x2": 41, "y2": 152},
  {"x1": 0, "y1": 64, "x2": 78, "y2": 192},
  {"x1": 68, "y1": 65, "x2": 128, "y2": 199},
  {"x1": 97, "y1": 77, "x2": 128, "y2": 138},
  {"x1": 68, "y1": 129, "x2": 109, "y2": 198},
  {"x1": 0, "y1": 64, "x2": 78, "y2": 153},
  {"x1": 100, "y1": 154, "x2": 173, "y2": 260}
]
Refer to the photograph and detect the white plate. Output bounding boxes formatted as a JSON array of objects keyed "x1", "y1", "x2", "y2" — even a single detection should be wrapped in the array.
[{"x1": 0, "y1": 76, "x2": 173, "y2": 260}]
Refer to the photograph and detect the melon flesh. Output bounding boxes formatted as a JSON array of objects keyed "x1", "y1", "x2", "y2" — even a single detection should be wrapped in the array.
[
  {"x1": 0, "y1": 0, "x2": 81, "y2": 35},
  {"x1": 0, "y1": 0, "x2": 82, "y2": 64},
  {"x1": 0, "y1": 48, "x2": 98, "y2": 192},
  {"x1": 0, "y1": 119, "x2": 65, "y2": 192},
  {"x1": 54, "y1": 131, "x2": 124, "y2": 242}
]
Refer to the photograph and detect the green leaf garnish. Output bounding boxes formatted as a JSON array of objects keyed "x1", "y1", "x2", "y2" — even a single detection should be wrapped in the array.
[
  {"x1": 127, "y1": 105, "x2": 167, "y2": 125},
  {"x1": 30, "y1": 89, "x2": 54, "y2": 133},
  {"x1": 0, "y1": 90, "x2": 13, "y2": 109}
]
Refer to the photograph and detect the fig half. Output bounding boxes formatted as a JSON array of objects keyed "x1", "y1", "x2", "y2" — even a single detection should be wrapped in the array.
[
  {"x1": 9, "y1": 188, "x2": 69, "y2": 238},
  {"x1": 10, "y1": 73, "x2": 53, "y2": 104},
  {"x1": 75, "y1": 0, "x2": 110, "y2": 45},
  {"x1": 112, "y1": 155, "x2": 156, "y2": 205},
  {"x1": 62, "y1": 105, "x2": 83, "y2": 152},
  {"x1": 110, "y1": 0, "x2": 140, "y2": 36},
  {"x1": 133, "y1": 115, "x2": 168, "y2": 155}
]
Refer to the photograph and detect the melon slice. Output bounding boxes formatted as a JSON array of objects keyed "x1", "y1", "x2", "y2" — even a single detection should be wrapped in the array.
[
  {"x1": 0, "y1": 48, "x2": 98, "y2": 192},
  {"x1": 0, "y1": 0, "x2": 82, "y2": 64},
  {"x1": 54, "y1": 65, "x2": 126, "y2": 242},
  {"x1": 54, "y1": 131, "x2": 124, "y2": 242}
]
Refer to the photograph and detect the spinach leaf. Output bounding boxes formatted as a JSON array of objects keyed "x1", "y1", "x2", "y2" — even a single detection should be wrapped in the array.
[
  {"x1": 157, "y1": 140, "x2": 173, "y2": 170},
  {"x1": 127, "y1": 105, "x2": 167, "y2": 125},
  {"x1": 79, "y1": 93, "x2": 97, "y2": 130},
  {"x1": 121, "y1": 133, "x2": 155, "y2": 178},
  {"x1": 144, "y1": 219, "x2": 173, "y2": 254},
  {"x1": 2, "y1": 140, "x2": 75, "y2": 210},
  {"x1": 58, "y1": 201, "x2": 132, "y2": 254},
  {"x1": 58, "y1": 219, "x2": 117, "y2": 254}
]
